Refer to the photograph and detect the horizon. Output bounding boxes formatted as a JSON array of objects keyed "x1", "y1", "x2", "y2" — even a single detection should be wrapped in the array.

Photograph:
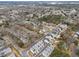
[{"x1": 0, "y1": 0, "x2": 78, "y2": 1}]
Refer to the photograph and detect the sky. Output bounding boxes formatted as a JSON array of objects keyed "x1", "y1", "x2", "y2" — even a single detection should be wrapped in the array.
[{"x1": 0, "y1": 0, "x2": 79, "y2": 1}]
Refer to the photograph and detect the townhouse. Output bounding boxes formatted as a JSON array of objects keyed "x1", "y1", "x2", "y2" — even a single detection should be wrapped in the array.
[
  {"x1": 26, "y1": 23, "x2": 68, "y2": 57},
  {"x1": 0, "y1": 38, "x2": 15, "y2": 57}
]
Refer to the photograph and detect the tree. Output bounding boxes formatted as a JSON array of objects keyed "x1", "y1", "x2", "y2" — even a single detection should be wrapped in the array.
[
  {"x1": 38, "y1": 15, "x2": 65, "y2": 24},
  {"x1": 76, "y1": 50, "x2": 79, "y2": 56},
  {"x1": 50, "y1": 48, "x2": 70, "y2": 57}
]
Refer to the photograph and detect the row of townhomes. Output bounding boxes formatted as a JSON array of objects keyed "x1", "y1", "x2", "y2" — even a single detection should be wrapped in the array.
[
  {"x1": 0, "y1": 38, "x2": 15, "y2": 57},
  {"x1": 20, "y1": 23, "x2": 68, "y2": 57}
]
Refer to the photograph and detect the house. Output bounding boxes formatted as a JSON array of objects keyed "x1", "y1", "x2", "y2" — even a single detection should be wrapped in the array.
[
  {"x1": 27, "y1": 40, "x2": 45, "y2": 57},
  {"x1": 0, "y1": 38, "x2": 15, "y2": 57},
  {"x1": 26, "y1": 23, "x2": 68, "y2": 57},
  {"x1": 76, "y1": 32, "x2": 79, "y2": 37},
  {"x1": 40, "y1": 45, "x2": 54, "y2": 57}
]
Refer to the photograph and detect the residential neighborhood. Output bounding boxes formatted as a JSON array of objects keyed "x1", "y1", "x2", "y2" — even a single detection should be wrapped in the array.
[{"x1": 0, "y1": 1, "x2": 79, "y2": 57}]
